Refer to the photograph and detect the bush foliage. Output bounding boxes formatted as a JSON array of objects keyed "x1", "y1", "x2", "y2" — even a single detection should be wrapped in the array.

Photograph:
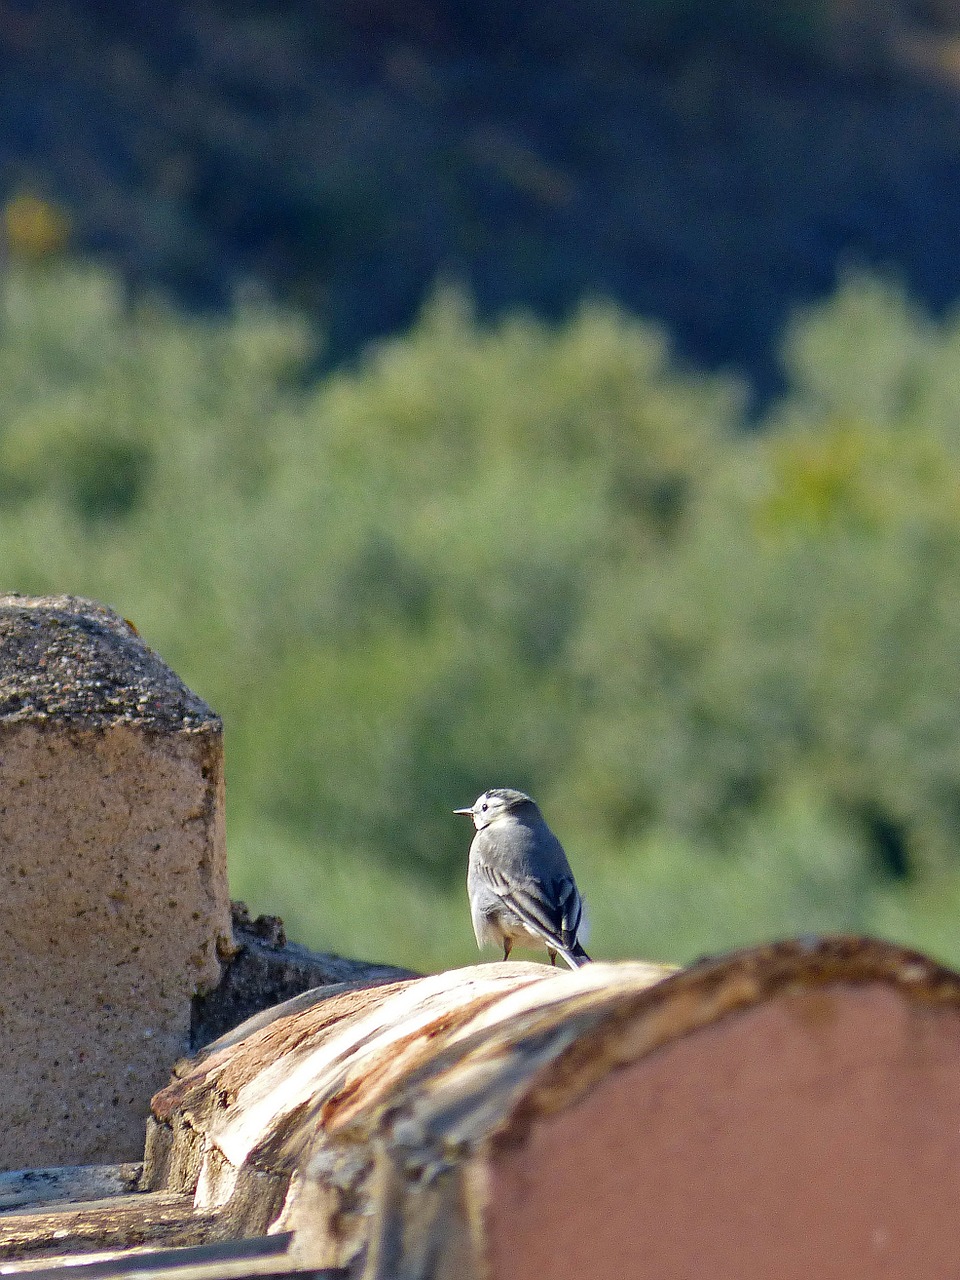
[{"x1": 3, "y1": 260, "x2": 960, "y2": 969}]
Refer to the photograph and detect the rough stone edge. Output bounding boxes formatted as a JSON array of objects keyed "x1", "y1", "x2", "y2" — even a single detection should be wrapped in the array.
[
  {"x1": 0, "y1": 594, "x2": 220, "y2": 730},
  {"x1": 190, "y1": 902, "x2": 418, "y2": 1052}
]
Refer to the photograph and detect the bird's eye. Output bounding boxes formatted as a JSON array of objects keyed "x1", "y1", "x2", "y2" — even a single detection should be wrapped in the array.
[{"x1": 481, "y1": 802, "x2": 488, "y2": 812}]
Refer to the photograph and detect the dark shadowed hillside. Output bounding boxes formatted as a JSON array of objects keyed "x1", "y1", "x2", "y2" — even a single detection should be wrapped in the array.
[{"x1": 3, "y1": 0, "x2": 960, "y2": 394}]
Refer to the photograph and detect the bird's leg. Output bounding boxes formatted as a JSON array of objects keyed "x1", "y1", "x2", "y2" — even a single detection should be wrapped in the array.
[
  {"x1": 548, "y1": 948, "x2": 557, "y2": 966},
  {"x1": 502, "y1": 939, "x2": 512, "y2": 961}
]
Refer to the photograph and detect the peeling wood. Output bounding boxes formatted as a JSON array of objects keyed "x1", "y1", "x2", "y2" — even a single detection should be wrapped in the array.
[
  {"x1": 142, "y1": 938, "x2": 960, "y2": 1277},
  {"x1": 0, "y1": 1231, "x2": 320, "y2": 1279},
  {"x1": 0, "y1": 1192, "x2": 223, "y2": 1261}
]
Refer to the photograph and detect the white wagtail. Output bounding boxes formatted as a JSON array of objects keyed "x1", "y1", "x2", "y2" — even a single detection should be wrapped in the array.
[{"x1": 454, "y1": 787, "x2": 591, "y2": 969}]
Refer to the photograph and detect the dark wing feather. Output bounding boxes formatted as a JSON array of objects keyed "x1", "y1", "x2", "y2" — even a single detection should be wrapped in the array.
[
  {"x1": 478, "y1": 861, "x2": 583, "y2": 954},
  {"x1": 554, "y1": 876, "x2": 584, "y2": 949}
]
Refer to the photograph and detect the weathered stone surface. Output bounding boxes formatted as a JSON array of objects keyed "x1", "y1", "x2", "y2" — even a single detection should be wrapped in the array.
[
  {"x1": 0, "y1": 595, "x2": 232, "y2": 1169},
  {"x1": 0, "y1": 1164, "x2": 142, "y2": 1212},
  {"x1": 0, "y1": 595, "x2": 216, "y2": 728},
  {"x1": 191, "y1": 903, "x2": 417, "y2": 1051}
]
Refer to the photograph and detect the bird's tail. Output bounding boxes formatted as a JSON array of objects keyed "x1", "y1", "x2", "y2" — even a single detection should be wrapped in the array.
[{"x1": 558, "y1": 940, "x2": 591, "y2": 970}]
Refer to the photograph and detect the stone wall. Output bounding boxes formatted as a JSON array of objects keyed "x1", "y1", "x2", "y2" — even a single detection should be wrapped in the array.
[{"x1": 0, "y1": 595, "x2": 232, "y2": 1167}]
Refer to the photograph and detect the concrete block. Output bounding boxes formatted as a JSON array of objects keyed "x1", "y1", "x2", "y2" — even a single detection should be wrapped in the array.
[{"x1": 0, "y1": 594, "x2": 232, "y2": 1169}]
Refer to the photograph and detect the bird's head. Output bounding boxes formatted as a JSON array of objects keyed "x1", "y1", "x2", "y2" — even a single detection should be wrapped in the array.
[{"x1": 454, "y1": 787, "x2": 535, "y2": 831}]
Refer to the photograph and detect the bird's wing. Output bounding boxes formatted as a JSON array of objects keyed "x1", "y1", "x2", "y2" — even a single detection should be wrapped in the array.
[
  {"x1": 477, "y1": 859, "x2": 583, "y2": 952},
  {"x1": 553, "y1": 875, "x2": 585, "y2": 949}
]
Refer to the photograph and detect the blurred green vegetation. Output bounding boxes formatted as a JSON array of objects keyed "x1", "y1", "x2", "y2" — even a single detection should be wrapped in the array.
[{"x1": 3, "y1": 259, "x2": 960, "y2": 972}]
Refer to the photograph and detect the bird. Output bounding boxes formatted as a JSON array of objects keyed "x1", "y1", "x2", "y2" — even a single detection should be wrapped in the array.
[{"x1": 454, "y1": 788, "x2": 591, "y2": 969}]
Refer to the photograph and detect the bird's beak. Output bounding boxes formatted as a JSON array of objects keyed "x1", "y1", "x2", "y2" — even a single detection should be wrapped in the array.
[{"x1": 453, "y1": 807, "x2": 474, "y2": 816}]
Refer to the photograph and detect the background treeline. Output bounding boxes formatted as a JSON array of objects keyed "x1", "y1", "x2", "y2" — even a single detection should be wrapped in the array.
[{"x1": 4, "y1": 259, "x2": 960, "y2": 970}]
